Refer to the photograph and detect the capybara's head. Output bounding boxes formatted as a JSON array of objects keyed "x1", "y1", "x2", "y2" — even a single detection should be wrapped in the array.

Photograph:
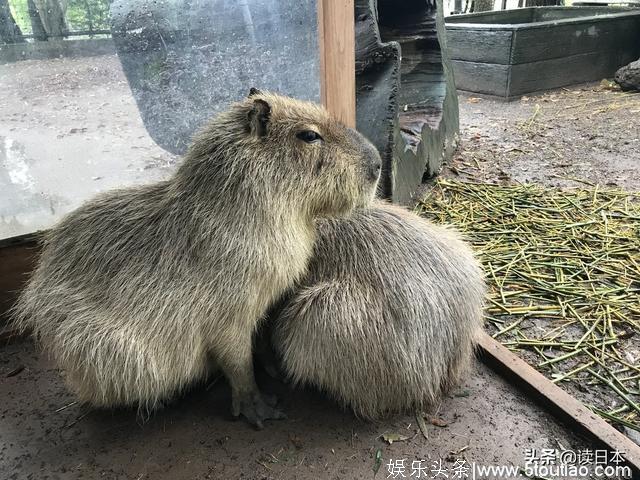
[{"x1": 181, "y1": 89, "x2": 381, "y2": 218}]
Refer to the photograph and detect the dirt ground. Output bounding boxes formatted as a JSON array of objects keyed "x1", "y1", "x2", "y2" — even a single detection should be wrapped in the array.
[
  {"x1": 445, "y1": 84, "x2": 640, "y2": 190},
  {"x1": 437, "y1": 84, "x2": 640, "y2": 440},
  {"x1": 1, "y1": 338, "x2": 591, "y2": 480}
]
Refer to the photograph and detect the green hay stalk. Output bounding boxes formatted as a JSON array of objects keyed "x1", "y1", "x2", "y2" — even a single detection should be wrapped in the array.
[{"x1": 417, "y1": 179, "x2": 640, "y2": 431}]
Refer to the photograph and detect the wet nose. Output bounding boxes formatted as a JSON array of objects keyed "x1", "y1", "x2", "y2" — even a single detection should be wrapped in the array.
[
  {"x1": 368, "y1": 158, "x2": 382, "y2": 183},
  {"x1": 346, "y1": 127, "x2": 382, "y2": 183}
]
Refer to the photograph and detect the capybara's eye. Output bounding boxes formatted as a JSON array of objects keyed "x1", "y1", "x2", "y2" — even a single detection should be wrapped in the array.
[{"x1": 296, "y1": 130, "x2": 323, "y2": 144}]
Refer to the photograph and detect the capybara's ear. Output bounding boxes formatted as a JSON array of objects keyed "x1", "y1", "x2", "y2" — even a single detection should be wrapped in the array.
[
  {"x1": 248, "y1": 98, "x2": 271, "y2": 137},
  {"x1": 248, "y1": 87, "x2": 262, "y2": 97}
]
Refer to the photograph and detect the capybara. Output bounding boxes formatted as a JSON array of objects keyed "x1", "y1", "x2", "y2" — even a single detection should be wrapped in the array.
[
  {"x1": 271, "y1": 201, "x2": 485, "y2": 418},
  {"x1": 13, "y1": 90, "x2": 382, "y2": 428}
]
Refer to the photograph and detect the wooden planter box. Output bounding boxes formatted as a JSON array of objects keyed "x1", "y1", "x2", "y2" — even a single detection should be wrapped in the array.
[{"x1": 445, "y1": 7, "x2": 640, "y2": 99}]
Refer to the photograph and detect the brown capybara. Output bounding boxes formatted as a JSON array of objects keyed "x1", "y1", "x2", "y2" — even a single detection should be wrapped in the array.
[
  {"x1": 271, "y1": 200, "x2": 485, "y2": 419},
  {"x1": 12, "y1": 90, "x2": 382, "y2": 428}
]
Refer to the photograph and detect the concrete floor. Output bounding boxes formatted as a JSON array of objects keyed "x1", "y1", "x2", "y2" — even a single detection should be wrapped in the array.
[{"x1": 0, "y1": 338, "x2": 592, "y2": 480}]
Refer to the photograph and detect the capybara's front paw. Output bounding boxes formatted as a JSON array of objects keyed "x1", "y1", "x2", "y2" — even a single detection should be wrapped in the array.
[{"x1": 232, "y1": 390, "x2": 286, "y2": 429}]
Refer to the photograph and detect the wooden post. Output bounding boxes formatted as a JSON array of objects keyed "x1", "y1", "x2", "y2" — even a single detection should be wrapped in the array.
[{"x1": 317, "y1": 0, "x2": 356, "y2": 128}]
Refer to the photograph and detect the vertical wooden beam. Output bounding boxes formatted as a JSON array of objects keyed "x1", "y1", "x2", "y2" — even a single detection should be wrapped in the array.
[{"x1": 317, "y1": 0, "x2": 356, "y2": 128}]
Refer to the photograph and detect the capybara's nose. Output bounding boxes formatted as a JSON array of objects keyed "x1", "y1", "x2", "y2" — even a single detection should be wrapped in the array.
[
  {"x1": 368, "y1": 158, "x2": 382, "y2": 183},
  {"x1": 345, "y1": 127, "x2": 382, "y2": 183}
]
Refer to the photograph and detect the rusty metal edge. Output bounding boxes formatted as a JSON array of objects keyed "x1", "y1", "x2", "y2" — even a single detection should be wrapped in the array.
[{"x1": 478, "y1": 331, "x2": 640, "y2": 474}]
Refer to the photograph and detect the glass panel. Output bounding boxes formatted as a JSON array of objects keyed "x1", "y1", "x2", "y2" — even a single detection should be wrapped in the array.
[{"x1": 0, "y1": 0, "x2": 320, "y2": 242}]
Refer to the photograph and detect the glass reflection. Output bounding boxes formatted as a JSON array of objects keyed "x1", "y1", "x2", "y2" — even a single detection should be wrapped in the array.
[{"x1": 0, "y1": 0, "x2": 319, "y2": 241}]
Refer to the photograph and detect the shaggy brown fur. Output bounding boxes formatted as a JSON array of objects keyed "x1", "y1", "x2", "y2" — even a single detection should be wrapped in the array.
[
  {"x1": 12, "y1": 91, "x2": 381, "y2": 428},
  {"x1": 271, "y1": 201, "x2": 485, "y2": 419}
]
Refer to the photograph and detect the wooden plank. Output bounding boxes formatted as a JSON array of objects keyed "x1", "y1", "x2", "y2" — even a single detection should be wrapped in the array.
[
  {"x1": 478, "y1": 332, "x2": 640, "y2": 474},
  {"x1": 508, "y1": 49, "x2": 638, "y2": 97},
  {"x1": 511, "y1": 17, "x2": 640, "y2": 64},
  {"x1": 450, "y1": 59, "x2": 510, "y2": 97},
  {"x1": 574, "y1": 0, "x2": 640, "y2": 5},
  {"x1": 534, "y1": 5, "x2": 640, "y2": 20},
  {"x1": 445, "y1": 8, "x2": 535, "y2": 24},
  {"x1": 317, "y1": 0, "x2": 356, "y2": 128},
  {"x1": 0, "y1": 237, "x2": 41, "y2": 323},
  {"x1": 446, "y1": 28, "x2": 513, "y2": 64}
]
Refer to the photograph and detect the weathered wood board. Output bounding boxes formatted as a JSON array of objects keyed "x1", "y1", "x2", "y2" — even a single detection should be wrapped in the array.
[
  {"x1": 0, "y1": 235, "x2": 40, "y2": 323},
  {"x1": 509, "y1": 48, "x2": 638, "y2": 96},
  {"x1": 356, "y1": 0, "x2": 460, "y2": 204},
  {"x1": 446, "y1": 29, "x2": 513, "y2": 65},
  {"x1": 450, "y1": 59, "x2": 511, "y2": 96},
  {"x1": 510, "y1": 17, "x2": 640, "y2": 64},
  {"x1": 445, "y1": 7, "x2": 640, "y2": 99}
]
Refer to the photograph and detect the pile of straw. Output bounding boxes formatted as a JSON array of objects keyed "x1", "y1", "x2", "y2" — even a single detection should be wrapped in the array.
[{"x1": 418, "y1": 179, "x2": 640, "y2": 431}]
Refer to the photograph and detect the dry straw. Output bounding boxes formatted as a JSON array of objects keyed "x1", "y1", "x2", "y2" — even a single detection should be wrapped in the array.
[{"x1": 418, "y1": 179, "x2": 640, "y2": 431}]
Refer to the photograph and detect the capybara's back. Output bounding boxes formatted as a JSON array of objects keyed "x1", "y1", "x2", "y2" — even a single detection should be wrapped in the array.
[{"x1": 271, "y1": 201, "x2": 485, "y2": 418}]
